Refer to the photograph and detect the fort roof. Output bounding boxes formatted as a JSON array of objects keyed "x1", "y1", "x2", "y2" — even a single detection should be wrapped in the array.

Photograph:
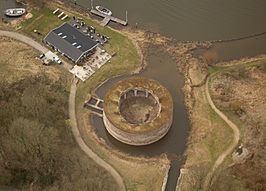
[{"x1": 103, "y1": 77, "x2": 173, "y2": 134}]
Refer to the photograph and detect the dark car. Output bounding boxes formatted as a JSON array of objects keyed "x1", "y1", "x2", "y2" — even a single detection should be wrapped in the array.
[{"x1": 39, "y1": 54, "x2": 45, "y2": 59}]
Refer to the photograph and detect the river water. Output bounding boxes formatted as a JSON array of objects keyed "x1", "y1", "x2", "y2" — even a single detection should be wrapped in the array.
[
  {"x1": 78, "y1": 0, "x2": 266, "y2": 41},
  {"x1": 79, "y1": 0, "x2": 266, "y2": 60}
]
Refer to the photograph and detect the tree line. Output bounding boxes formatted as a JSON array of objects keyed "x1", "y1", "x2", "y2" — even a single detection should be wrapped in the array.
[{"x1": 0, "y1": 73, "x2": 118, "y2": 190}]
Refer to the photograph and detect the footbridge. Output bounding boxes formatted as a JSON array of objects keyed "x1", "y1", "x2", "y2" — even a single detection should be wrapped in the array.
[{"x1": 84, "y1": 96, "x2": 104, "y2": 117}]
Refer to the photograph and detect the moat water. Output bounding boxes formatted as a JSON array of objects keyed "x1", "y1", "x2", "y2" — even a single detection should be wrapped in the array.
[{"x1": 94, "y1": 46, "x2": 189, "y2": 191}]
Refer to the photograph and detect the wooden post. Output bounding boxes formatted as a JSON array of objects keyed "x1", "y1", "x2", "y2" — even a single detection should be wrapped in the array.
[
  {"x1": 126, "y1": 10, "x2": 128, "y2": 23},
  {"x1": 91, "y1": 0, "x2": 93, "y2": 10}
]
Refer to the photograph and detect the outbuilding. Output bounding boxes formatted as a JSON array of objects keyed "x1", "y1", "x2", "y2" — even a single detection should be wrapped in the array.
[{"x1": 44, "y1": 22, "x2": 98, "y2": 63}]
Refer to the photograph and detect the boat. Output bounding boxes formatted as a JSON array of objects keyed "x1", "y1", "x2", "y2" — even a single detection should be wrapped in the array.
[
  {"x1": 4, "y1": 8, "x2": 26, "y2": 17},
  {"x1": 95, "y1": 6, "x2": 112, "y2": 16}
]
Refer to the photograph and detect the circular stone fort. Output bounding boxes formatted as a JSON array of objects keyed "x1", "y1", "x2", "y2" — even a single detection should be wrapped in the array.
[{"x1": 103, "y1": 77, "x2": 173, "y2": 145}]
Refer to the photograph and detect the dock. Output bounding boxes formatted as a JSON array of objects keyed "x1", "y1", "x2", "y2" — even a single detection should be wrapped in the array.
[{"x1": 90, "y1": 9, "x2": 127, "y2": 27}]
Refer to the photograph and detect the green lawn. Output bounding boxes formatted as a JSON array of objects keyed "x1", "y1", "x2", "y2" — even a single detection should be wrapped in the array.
[{"x1": 20, "y1": 7, "x2": 70, "y2": 40}]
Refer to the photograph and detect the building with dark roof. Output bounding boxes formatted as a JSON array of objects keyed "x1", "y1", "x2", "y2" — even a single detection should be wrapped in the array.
[{"x1": 44, "y1": 22, "x2": 98, "y2": 63}]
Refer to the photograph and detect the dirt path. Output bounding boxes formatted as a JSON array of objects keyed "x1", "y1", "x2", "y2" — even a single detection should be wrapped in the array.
[
  {"x1": 0, "y1": 30, "x2": 48, "y2": 53},
  {"x1": 203, "y1": 76, "x2": 240, "y2": 191},
  {"x1": 0, "y1": 30, "x2": 72, "y2": 71},
  {"x1": 0, "y1": 30, "x2": 126, "y2": 191}
]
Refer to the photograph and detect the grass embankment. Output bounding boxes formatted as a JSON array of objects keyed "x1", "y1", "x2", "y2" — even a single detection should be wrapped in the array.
[
  {"x1": 181, "y1": 85, "x2": 234, "y2": 190},
  {"x1": 0, "y1": 37, "x2": 119, "y2": 190},
  {"x1": 19, "y1": 3, "x2": 168, "y2": 191},
  {"x1": 207, "y1": 59, "x2": 266, "y2": 190},
  {"x1": 182, "y1": 57, "x2": 266, "y2": 191}
]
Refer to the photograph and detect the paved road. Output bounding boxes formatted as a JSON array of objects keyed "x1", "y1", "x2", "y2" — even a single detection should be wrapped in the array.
[
  {"x1": 203, "y1": 76, "x2": 240, "y2": 191},
  {"x1": 0, "y1": 30, "x2": 126, "y2": 191}
]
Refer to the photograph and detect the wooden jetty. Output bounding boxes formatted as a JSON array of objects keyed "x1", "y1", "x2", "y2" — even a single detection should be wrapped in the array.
[{"x1": 90, "y1": 9, "x2": 128, "y2": 26}]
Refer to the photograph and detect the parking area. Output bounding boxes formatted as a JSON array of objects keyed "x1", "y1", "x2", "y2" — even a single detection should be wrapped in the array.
[{"x1": 38, "y1": 51, "x2": 62, "y2": 65}]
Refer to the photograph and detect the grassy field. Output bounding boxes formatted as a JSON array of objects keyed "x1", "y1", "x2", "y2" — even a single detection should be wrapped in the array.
[
  {"x1": 0, "y1": 37, "x2": 119, "y2": 190},
  {"x1": 20, "y1": 7, "x2": 69, "y2": 40},
  {"x1": 181, "y1": 84, "x2": 234, "y2": 190},
  {"x1": 207, "y1": 59, "x2": 266, "y2": 190},
  {"x1": 17, "y1": 3, "x2": 167, "y2": 191},
  {"x1": 0, "y1": 36, "x2": 65, "y2": 81},
  {"x1": 182, "y1": 57, "x2": 266, "y2": 191}
]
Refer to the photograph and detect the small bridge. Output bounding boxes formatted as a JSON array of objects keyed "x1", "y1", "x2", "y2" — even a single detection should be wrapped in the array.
[{"x1": 84, "y1": 96, "x2": 104, "y2": 117}]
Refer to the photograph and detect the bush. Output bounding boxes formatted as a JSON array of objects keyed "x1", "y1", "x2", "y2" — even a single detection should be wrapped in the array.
[
  {"x1": 202, "y1": 51, "x2": 218, "y2": 66},
  {"x1": 0, "y1": 73, "x2": 118, "y2": 190}
]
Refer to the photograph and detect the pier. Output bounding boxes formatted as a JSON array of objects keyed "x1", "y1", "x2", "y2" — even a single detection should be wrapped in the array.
[
  {"x1": 90, "y1": 9, "x2": 127, "y2": 26},
  {"x1": 90, "y1": 0, "x2": 127, "y2": 27}
]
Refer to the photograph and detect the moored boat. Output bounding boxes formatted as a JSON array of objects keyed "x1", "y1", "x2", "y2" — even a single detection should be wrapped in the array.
[
  {"x1": 4, "y1": 8, "x2": 26, "y2": 17},
  {"x1": 95, "y1": 6, "x2": 112, "y2": 16}
]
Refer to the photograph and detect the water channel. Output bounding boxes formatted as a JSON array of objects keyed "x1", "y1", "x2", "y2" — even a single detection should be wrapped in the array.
[{"x1": 1, "y1": 0, "x2": 266, "y2": 190}]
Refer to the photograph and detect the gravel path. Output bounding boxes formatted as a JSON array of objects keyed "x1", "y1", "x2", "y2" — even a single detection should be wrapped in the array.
[
  {"x1": 0, "y1": 30, "x2": 126, "y2": 191},
  {"x1": 203, "y1": 76, "x2": 240, "y2": 191}
]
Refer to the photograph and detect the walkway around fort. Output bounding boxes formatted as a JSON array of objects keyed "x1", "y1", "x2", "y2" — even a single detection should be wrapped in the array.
[{"x1": 0, "y1": 30, "x2": 126, "y2": 191}]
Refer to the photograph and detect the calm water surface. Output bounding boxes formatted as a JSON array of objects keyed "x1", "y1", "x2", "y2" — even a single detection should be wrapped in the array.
[{"x1": 78, "y1": 0, "x2": 266, "y2": 41}]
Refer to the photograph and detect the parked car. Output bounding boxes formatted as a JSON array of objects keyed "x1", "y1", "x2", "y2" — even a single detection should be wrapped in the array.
[
  {"x1": 39, "y1": 54, "x2": 45, "y2": 59},
  {"x1": 43, "y1": 59, "x2": 52, "y2": 66},
  {"x1": 53, "y1": 57, "x2": 62, "y2": 64}
]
